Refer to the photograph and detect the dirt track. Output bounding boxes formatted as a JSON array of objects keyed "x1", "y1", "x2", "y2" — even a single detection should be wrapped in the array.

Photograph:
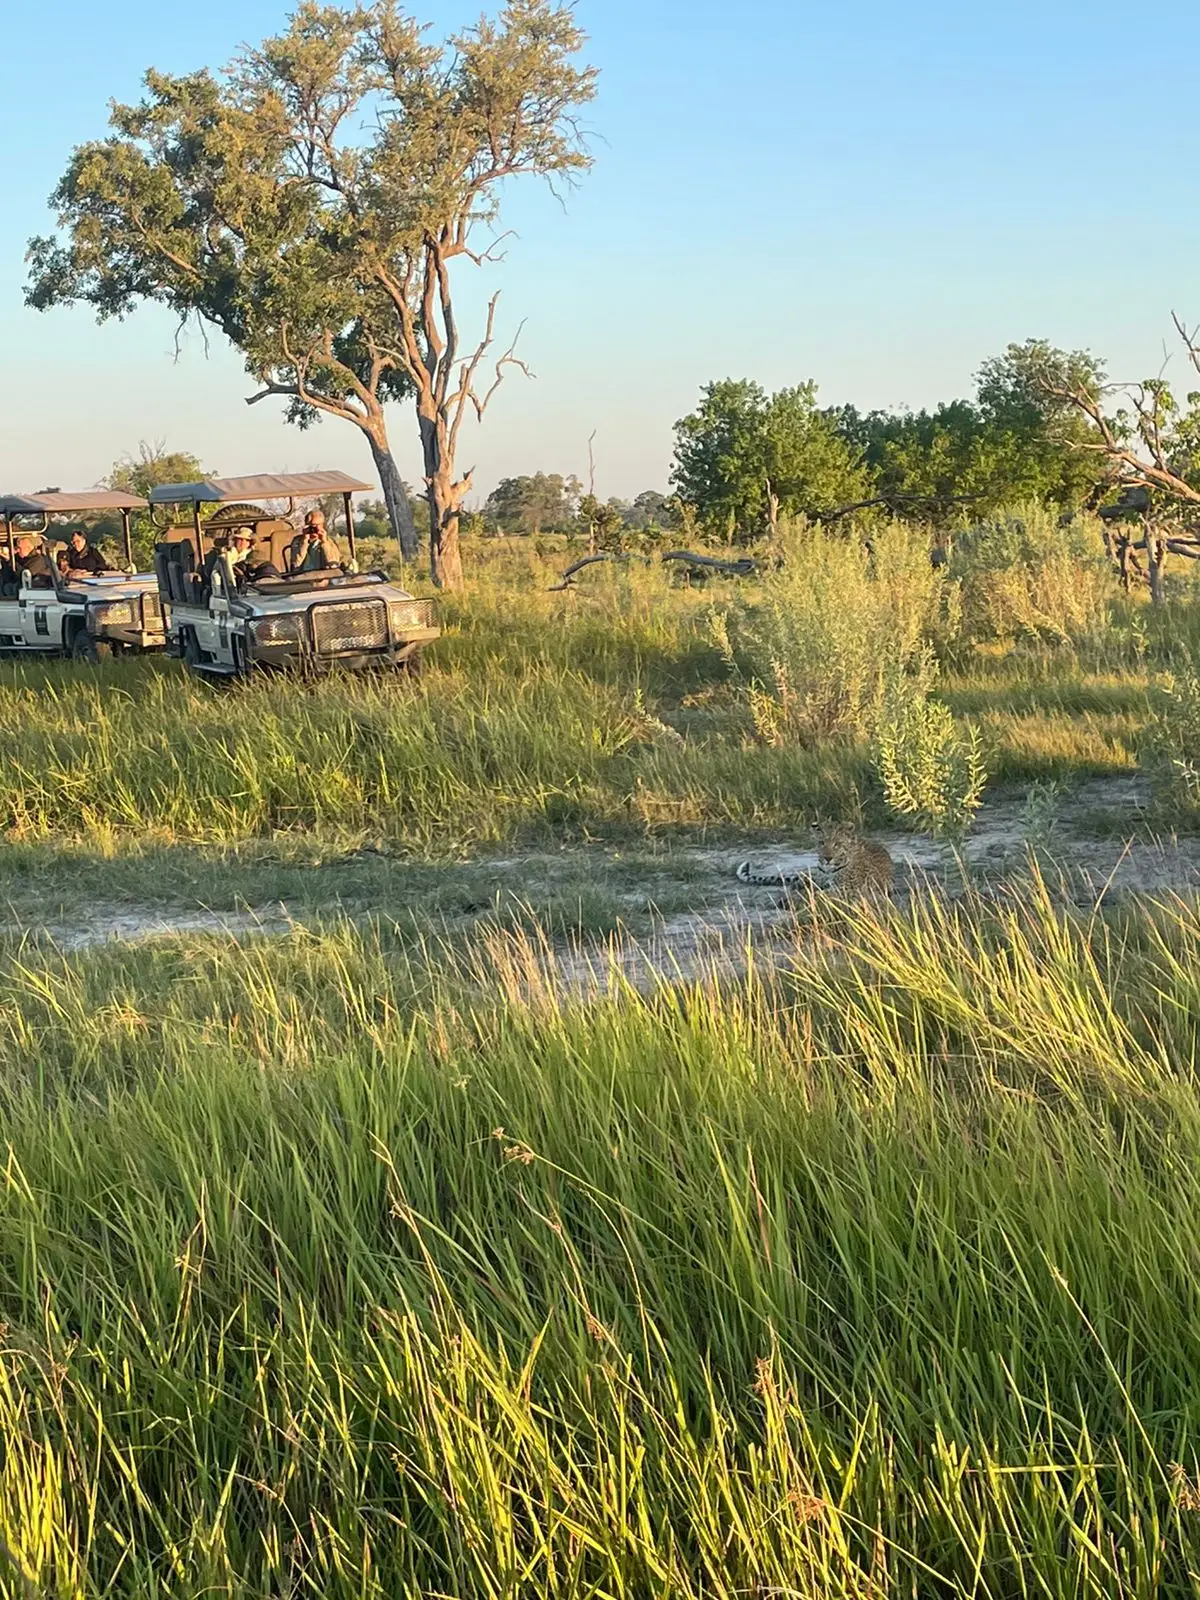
[{"x1": 10, "y1": 773, "x2": 1198, "y2": 992}]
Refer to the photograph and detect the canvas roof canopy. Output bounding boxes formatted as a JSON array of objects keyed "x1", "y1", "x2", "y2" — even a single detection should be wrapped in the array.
[
  {"x1": 0, "y1": 490, "x2": 148, "y2": 514},
  {"x1": 148, "y1": 472, "x2": 373, "y2": 505}
]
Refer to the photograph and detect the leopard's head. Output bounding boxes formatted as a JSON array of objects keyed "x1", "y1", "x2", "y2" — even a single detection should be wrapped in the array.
[{"x1": 812, "y1": 819, "x2": 854, "y2": 871}]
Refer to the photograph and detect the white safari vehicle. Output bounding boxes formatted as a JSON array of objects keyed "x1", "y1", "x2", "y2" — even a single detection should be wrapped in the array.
[
  {"x1": 148, "y1": 471, "x2": 439, "y2": 679},
  {"x1": 0, "y1": 489, "x2": 166, "y2": 661}
]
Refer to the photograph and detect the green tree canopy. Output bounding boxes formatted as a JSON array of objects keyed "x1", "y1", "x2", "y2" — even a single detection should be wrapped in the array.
[
  {"x1": 484, "y1": 473, "x2": 580, "y2": 535},
  {"x1": 624, "y1": 490, "x2": 676, "y2": 530},
  {"x1": 106, "y1": 442, "x2": 210, "y2": 502},
  {"x1": 830, "y1": 341, "x2": 1112, "y2": 516},
  {"x1": 671, "y1": 380, "x2": 869, "y2": 540},
  {"x1": 27, "y1": 0, "x2": 597, "y2": 589}
]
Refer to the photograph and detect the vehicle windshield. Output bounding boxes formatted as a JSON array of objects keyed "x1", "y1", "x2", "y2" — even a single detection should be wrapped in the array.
[{"x1": 247, "y1": 570, "x2": 385, "y2": 596}]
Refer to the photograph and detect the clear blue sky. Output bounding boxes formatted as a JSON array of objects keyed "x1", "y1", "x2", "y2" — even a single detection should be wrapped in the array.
[{"x1": 2, "y1": 0, "x2": 1198, "y2": 502}]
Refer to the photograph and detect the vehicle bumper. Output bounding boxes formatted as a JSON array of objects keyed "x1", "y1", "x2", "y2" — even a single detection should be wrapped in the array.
[
  {"x1": 247, "y1": 627, "x2": 441, "y2": 670},
  {"x1": 94, "y1": 627, "x2": 166, "y2": 651}
]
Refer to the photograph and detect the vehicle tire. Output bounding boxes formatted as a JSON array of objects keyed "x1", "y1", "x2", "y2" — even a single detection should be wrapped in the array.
[
  {"x1": 402, "y1": 649, "x2": 423, "y2": 679},
  {"x1": 72, "y1": 631, "x2": 113, "y2": 664},
  {"x1": 182, "y1": 629, "x2": 203, "y2": 670}
]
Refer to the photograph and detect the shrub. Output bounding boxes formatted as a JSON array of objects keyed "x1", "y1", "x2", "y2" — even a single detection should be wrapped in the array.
[
  {"x1": 1141, "y1": 667, "x2": 1200, "y2": 814},
  {"x1": 875, "y1": 673, "x2": 987, "y2": 841},
  {"x1": 951, "y1": 504, "x2": 1113, "y2": 647},
  {"x1": 711, "y1": 521, "x2": 954, "y2": 746}
]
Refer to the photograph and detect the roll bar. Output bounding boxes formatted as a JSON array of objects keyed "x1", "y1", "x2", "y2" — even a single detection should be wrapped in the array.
[
  {"x1": 0, "y1": 491, "x2": 147, "y2": 568},
  {"x1": 147, "y1": 471, "x2": 370, "y2": 564}
]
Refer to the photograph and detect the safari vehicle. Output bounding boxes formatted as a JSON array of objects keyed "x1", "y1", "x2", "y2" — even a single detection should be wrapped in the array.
[
  {"x1": 148, "y1": 471, "x2": 439, "y2": 679},
  {"x1": 0, "y1": 489, "x2": 165, "y2": 661}
]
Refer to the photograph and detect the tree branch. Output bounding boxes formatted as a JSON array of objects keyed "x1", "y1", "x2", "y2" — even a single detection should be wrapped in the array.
[{"x1": 471, "y1": 313, "x2": 532, "y2": 425}]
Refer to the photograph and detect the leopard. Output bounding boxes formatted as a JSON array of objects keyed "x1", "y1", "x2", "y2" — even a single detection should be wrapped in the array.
[
  {"x1": 811, "y1": 820, "x2": 894, "y2": 896},
  {"x1": 735, "y1": 820, "x2": 894, "y2": 897},
  {"x1": 735, "y1": 858, "x2": 807, "y2": 888}
]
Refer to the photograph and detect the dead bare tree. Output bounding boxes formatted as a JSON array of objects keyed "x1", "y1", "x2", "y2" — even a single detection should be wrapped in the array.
[
  {"x1": 585, "y1": 430, "x2": 598, "y2": 553},
  {"x1": 1032, "y1": 319, "x2": 1200, "y2": 601}
]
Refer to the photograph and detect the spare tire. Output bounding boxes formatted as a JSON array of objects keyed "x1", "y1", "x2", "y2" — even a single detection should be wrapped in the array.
[{"x1": 208, "y1": 502, "x2": 271, "y2": 527}]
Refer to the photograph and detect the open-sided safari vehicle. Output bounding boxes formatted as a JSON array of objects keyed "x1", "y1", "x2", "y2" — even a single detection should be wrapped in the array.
[
  {"x1": 0, "y1": 489, "x2": 165, "y2": 661},
  {"x1": 149, "y1": 472, "x2": 439, "y2": 678}
]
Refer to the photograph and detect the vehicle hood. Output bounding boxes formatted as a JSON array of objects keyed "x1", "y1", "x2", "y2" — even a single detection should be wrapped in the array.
[
  {"x1": 78, "y1": 573, "x2": 159, "y2": 599},
  {"x1": 237, "y1": 582, "x2": 417, "y2": 617}
]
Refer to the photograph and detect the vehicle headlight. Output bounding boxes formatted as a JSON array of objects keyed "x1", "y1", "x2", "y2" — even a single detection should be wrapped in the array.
[
  {"x1": 388, "y1": 599, "x2": 434, "y2": 633},
  {"x1": 92, "y1": 601, "x2": 135, "y2": 626},
  {"x1": 253, "y1": 615, "x2": 302, "y2": 646}
]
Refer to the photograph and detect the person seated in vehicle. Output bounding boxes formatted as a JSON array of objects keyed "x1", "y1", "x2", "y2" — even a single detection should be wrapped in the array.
[
  {"x1": 207, "y1": 529, "x2": 280, "y2": 590},
  {"x1": 227, "y1": 528, "x2": 281, "y2": 586},
  {"x1": 62, "y1": 528, "x2": 110, "y2": 576},
  {"x1": 286, "y1": 509, "x2": 342, "y2": 574},
  {"x1": 11, "y1": 535, "x2": 55, "y2": 588}
]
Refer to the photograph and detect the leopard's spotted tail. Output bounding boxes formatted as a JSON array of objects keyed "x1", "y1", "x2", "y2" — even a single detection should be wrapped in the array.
[{"x1": 736, "y1": 860, "x2": 807, "y2": 887}]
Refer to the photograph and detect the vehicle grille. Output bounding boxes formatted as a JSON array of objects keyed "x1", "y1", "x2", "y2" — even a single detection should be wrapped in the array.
[
  {"x1": 140, "y1": 593, "x2": 163, "y2": 628},
  {"x1": 311, "y1": 600, "x2": 388, "y2": 654}
]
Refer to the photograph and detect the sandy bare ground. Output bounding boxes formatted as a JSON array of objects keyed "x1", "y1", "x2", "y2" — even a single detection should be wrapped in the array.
[{"x1": 7, "y1": 775, "x2": 1197, "y2": 982}]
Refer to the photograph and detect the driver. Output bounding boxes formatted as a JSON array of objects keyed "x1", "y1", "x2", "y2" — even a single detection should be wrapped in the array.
[
  {"x1": 227, "y1": 529, "x2": 280, "y2": 585},
  {"x1": 207, "y1": 529, "x2": 280, "y2": 589}
]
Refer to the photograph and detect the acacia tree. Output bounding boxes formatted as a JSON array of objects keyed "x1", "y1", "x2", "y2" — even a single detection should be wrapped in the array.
[{"x1": 27, "y1": 0, "x2": 596, "y2": 588}]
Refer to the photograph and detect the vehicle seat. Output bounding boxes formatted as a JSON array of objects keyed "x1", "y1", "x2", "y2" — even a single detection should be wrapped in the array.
[
  {"x1": 177, "y1": 539, "x2": 207, "y2": 605},
  {"x1": 156, "y1": 540, "x2": 205, "y2": 607},
  {"x1": 154, "y1": 544, "x2": 174, "y2": 601}
]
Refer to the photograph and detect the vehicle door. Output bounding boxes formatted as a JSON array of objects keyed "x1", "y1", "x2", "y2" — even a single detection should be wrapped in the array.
[
  {"x1": 0, "y1": 578, "x2": 21, "y2": 647},
  {"x1": 18, "y1": 572, "x2": 58, "y2": 651},
  {"x1": 201, "y1": 561, "x2": 236, "y2": 667}
]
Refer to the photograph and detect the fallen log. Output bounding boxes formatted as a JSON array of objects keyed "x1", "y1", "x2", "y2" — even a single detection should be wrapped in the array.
[
  {"x1": 547, "y1": 552, "x2": 633, "y2": 591},
  {"x1": 659, "y1": 550, "x2": 760, "y2": 576}
]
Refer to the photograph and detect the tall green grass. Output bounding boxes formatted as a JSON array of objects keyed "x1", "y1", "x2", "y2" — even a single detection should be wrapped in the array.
[
  {"x1": 0, "y1": 536, "x2": 1162, "y2": 855},
  {"x1": 5, "y1": 892, "x2": 1200, "y2": 1595}
]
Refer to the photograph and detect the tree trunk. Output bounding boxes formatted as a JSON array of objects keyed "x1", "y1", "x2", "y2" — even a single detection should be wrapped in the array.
[
  {"x1": 1147, "y1": 525, "x2": 1167, "y2": 606},
  {"x1": 427, "y1": 470, "x2": 465, "y2": 592},
  {"x1": 416, "y1": 402, "x2": 466, "y2": 591},
  {"x1": 1116, "y1": 533, "x2": 1131, "y2": 592},
  {"x1": 365, "y1": 427, "x2": 419, "y2": 562}
]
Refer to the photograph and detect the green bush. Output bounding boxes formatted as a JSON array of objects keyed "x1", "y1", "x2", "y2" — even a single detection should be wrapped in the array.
[
  {"x1": 950, "y1": 504, "x2": 1113, "y2": 647},
  {"x1": 1141, "y1": 666, "x2": 1200, "y2": 814},
  {"x1": 711, "y1": 521, "x2": 953, "y2": 746},
  {"x1": 875, "y1": 674, "x2": 987, "y2": 841}
]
